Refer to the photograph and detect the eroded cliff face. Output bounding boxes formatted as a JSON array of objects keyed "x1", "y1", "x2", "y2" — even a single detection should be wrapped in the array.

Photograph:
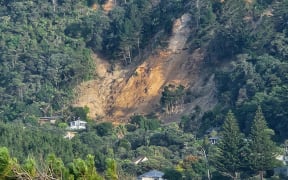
[{"x1": 73, "y1": 13, "x2": 217, "y2": 122}]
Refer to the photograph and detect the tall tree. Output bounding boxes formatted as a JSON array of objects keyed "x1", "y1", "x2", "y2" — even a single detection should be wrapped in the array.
[
  {"x1": 248, "y1": 106, "x2": 277, "y2": 180},
  {"x1": 105, "y1": 158, "x2": 118, "y2": 180},
  {"x1": 213, "y1": 110, "x2": 244, "y2": 179},
  {"x1": 0, "y1": 147, "x2": 12, "y2": 179},
  {"x1": 85, "y1": 155, "x2": 103, "y2": 180}
]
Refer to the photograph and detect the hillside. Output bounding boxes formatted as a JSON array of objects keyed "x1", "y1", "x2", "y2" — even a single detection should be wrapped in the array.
[
  {"x1": 0, "y1": 0, "x2": 288, "y2": 140},
  {"x1": 73, "y1": 13, "x2": 217, "y2": 122},
  {"x1": 1, "y1": 0, "x2": 288, "y2": 179}
]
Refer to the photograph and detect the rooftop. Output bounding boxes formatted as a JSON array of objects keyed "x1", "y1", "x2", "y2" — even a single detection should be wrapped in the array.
[{"x1": 138, "y1": 170, "x2": 164, "y2": 178}]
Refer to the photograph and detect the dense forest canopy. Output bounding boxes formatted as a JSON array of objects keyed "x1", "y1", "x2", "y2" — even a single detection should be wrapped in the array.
[
  {"x1": 0, "y1": 0, "x2": 96, "y2": 122},
  {"x1": 0, "y1": 0, "x2": 189, "y2": 122},
  {"x1": 1, "y1": 0, "x2": 288, "y2": 179}
]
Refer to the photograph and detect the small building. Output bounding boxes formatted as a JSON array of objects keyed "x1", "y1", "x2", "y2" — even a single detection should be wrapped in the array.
[
  {"x1": 209, "y1": 136, "x2": 220, "y2": 145},
  {"x1": 38, "y1": 116, "x2": 60, "y2": 125},
  {"x1": 67, "y1": 120, "x2": 87, "y2": 130},
  {"x1": 132, "y1": 156, "x2": 148, "y2": 165},
  {"x1": 137, "y1": 170, "x2": 165, "y2": 180}
]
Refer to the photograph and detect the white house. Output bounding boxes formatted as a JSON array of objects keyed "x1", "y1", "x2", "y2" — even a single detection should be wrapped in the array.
[
  {"x1": 137, "y1": 170, "x2": 165, "y2": 180},
  {"x1": 68, "y1": 120, "x2": 87, "y2": 130}
]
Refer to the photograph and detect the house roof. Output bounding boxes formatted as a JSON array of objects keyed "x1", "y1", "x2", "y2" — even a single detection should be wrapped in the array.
[
  {"x1": 70, "y1": 120, "x2": 87, "y2": 124},
  {"x1": 138, "y1": 170, "x2": 164, "y2": 178},
  {"x1": 39, "y1": 116, "x2": 61, "y2": 120},
  {"x1": 132, "y1": 156, "x2": 148, "y2": 164},
  {"x1": 209, "y1": 136, "x2": 220, "y2": 140},
  {"x1": 205, "y1": 127, "x2": 220, "y2": 134}
]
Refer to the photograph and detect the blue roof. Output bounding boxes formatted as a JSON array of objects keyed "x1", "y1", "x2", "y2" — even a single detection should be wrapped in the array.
[
  {"x1": 138, "y1": 170, "x2": 164, "y2": 178},
  {"x1": 209, "y1": 136, "x2": 220, "y2": 140}
]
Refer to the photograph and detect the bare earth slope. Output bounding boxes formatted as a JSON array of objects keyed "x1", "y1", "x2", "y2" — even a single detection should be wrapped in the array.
[{"x1": 73, "y1": 13, "x2": 217, "y2": 122}]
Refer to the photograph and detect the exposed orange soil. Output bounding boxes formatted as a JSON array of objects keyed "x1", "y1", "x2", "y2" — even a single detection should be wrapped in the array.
[
  {"x1": 111, "y1": 48, "x2": 203, "y2": 120},
  {"x1": 102, "y1": 0, "x2": 115, "y2": 12},
  {"x1": 73, "y1": 47, "x2": 206, "y2": 122},
  {"x1": 73, "y1": 13, "x2": 217, "y2": 123}
]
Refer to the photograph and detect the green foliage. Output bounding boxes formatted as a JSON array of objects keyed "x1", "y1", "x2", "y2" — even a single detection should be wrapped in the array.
[
  {"x1": 0, "y1": 147, "x2": 104, "y2": 179},
  {"x1": 198, "y1": 106, "x2": 225, "y2": 136},
  {"x1": 125, "y1": 123, "x2": 137, "y2": 132},
  {"x1": 203, "y1": 0, "x2": 288, "y2": 144},
  {"x1": 213, "y1": 110, "x2": 245, "y2": 179},
  {"x1": 124, "y1": 129, "x2": 147, "y2": 149},
  {"x1": 149, "y1": 123, "x2": 195, "y2": 155},
  {"x1": 248, "y1": 106, "x2": 277, "y2": 178},
  {"x1": 0, "y1": 0, "x2": 287, "y2": 179},
  {"x1": 94, "y1": 151, "x2": 107, "y2": 172},
  {"x1": 207, "y1": 27, "x2": 250, "y2": 60},
  {"x1": 0, "y1": 0, "x2": 95, "y2": 121},
  {"x1": 206, "y1": 0, "x2": 252, "y2": 61},
  {"x1": 69, "y1": 158, "x2": 89, "y2": 179},
  {"x1": 214, "y1": 53, "x2": 288, "y2": 140},
  {"x1": 71, "y1": 106, "x2": 90, "y2": 121},
  {"x1": 46, "y1": 154, "x2": 67, "y2": 179},
  {"x1": 58, "y1": 122, "x2": 69, "y2": 129},
  {"x1": 189, "y1": 158, "x2": 208, "y2": 178},
  {"x1": 0, "y1": 121, "x2": 199, "y2": 178},
  {"x1": 105, "y1": 158, "x2": 118, "y2": 180},
  {"x1": 0, "y1": 121, "x2": 89, "y2": 164},
  {"x1": 23, "y1": 156, "x2": 37, "y2": 178},
  {"x1": 85, "y1": 155, "x2": 103, "y2": 180},
  {"x1": 117, "y1": 139, "x2": 131, "y2": 151},
  {"x1": 64, "y1": 0, "x2": 188, "y2": 62},
  {"x1": 176, "y1": 156, "x2": 209, "y2": 179},
  {"x1": 96, "y1": 122, "x2": 113, "y2": 136},
  {"x1": 163, "y1": 168, "x2": 182, "y2": 180},
  {"x1": 160, "y1": 84, "x2": 185, "y2": 114},
  {"x1": 0, "y1": 147, "x2": 12, "y2": 178},
  {"x1": 87, "y1": 0, "x2": 103, "y2": 6},
  {"x1": 130, "y1": 115, "x2": 160, "y2": 130},
  {"x1": 179, "y1": 106, "x2": 202, "y2": 133}
]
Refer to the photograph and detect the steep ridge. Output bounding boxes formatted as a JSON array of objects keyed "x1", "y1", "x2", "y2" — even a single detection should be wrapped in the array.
[{"x1": 73, "y1": 13, "x2": 217, "y2": 122}]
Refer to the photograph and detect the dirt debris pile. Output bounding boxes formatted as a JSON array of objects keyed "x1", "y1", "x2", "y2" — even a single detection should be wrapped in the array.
[{"x1": 73, "y1": 13, "x2": 217, "y2": 123}]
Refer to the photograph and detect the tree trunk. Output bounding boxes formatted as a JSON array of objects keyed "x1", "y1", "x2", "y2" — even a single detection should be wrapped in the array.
[
  {"x1": 52, "y1": 0, "x2": 57, "y2": 12},
  {"x1": 259, "y1": 171, "x2": 264, "y2": 180},
  {"x1": 127, "y1": 47, "x2": 132, "y2": 64},
  {"x1": 137, "y1": 37, "x2": 140, "y2": 56},
  {"x1": 207, "y1": 169, "x2": 211, "y2": 180},
  {"x1": 232, "y1": 172, "x2": 239, "y2": 180},
  {"x1": 122, "y1": 53, "x2": 127, "y2": 66},
  {"x1": 196, "y1": 0, "x2": 200, "y2": 29}
]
